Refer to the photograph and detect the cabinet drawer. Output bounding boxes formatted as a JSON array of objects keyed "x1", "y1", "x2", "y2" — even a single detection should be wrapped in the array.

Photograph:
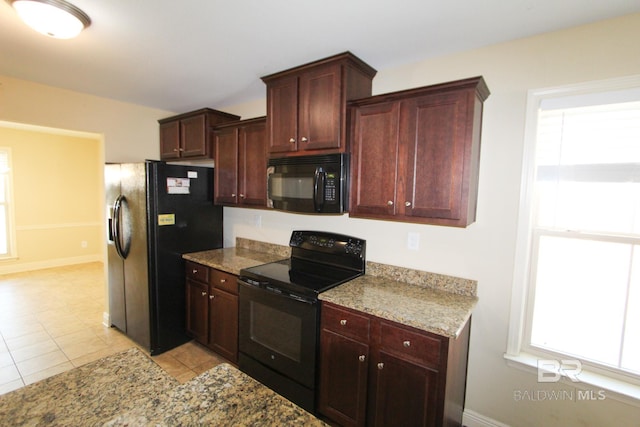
[
  {"x1": 186, "y1": 261, "x2": 209, "y2": 283},
  {"x1": 379, "y1": 321, "x2": 442, "y2": 368},
  {"x1": 322, "y1": 303, "x2": 370, "y2": 342},
  {"x1": 210, "y1": 269, "x2": 238, "y2": 295}
]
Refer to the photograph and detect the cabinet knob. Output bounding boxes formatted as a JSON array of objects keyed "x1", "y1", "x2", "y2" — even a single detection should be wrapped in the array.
[
  {"x1": 377, "y1": 362, "x2": 384, "y2": 370},
  {"x1": 340, "y1": 319, "x2": 347, "y2": 326},
  {"x1": 405, "y1": 201, "x2": 412, "y2": 207},
  {"x1": 301, "y1": 137, "x2": 308, "y2": 143},
  {"x1": 289, "y1": 138, "x2": 296, "y2": 143},
  {"x1": 220, "y1": 279, "x2": 226, "y2": 283},
  {"x1": 231, "y1": 193, "x2": 236, "y2": 197},
  {"x1": 209, "y1": 295, "x2": 214, "y2": 300},
  {"x1": 387, "y1": 200, "x2": 394, "y2": 206},
  {"x1": 240, "y1": 194, "x2": 245, "y2": 199},
  {"x1": 173, "y1": 148, "x2": 179, "y2": 152},
  {"x1": 403, "y1": 340, "x2": 411, "y2": 348},
  {"x1": 192, "y1": 269, "x2": 198, "y2": 274},
  {"x1": 178, "y1": 148, "x2": 184, "y2": 152},
  {"x1": 201, "y1": 291, "x2": 207, "y2": 297},
  {"x1": 359, "y1": 355, "x2": 366, "y2": 362}
]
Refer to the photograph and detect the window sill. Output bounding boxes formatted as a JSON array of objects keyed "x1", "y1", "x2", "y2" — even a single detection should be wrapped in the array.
[{"x1": 504, "y1": 352, "x2": 640, "y2": 407}]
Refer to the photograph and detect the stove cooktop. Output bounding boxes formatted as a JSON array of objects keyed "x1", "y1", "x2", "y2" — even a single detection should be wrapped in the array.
[{"x1": 239, "y1": 257, "x2": 363, "y2": 298}]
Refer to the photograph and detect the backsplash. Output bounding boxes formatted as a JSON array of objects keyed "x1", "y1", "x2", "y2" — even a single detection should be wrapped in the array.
[
  {"x1": 236, "y1": 238, "x2": 477, "y2": 297},
  {"x1": 236, "y1": 238, "x2": 291, "y2": 258},
  {"x1": 366, "y1": 261, "x2": 477, "y2": 297}
]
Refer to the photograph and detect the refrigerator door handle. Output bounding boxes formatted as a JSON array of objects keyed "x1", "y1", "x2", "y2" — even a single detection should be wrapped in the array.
[{"x1": 112, "y1": 195, "x2": 130, "y2": 259}]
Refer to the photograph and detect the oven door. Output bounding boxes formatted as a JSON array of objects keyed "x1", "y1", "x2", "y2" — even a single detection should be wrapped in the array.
[{"x1": 238, "y1": 279, "x2": 318, "y2": 389}]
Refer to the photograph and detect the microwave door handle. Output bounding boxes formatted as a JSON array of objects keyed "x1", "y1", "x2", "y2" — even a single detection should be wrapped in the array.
[{"x1": 314, "y1": 167, "x2": 326, "y2": 212}]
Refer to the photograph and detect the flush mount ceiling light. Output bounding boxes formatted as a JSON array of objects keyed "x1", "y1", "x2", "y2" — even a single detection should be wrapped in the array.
[{"x1": 7, "y1": 0, "x2": 91, "y2": 39}]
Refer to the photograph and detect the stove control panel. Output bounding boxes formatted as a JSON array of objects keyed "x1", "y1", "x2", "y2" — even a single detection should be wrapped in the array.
[
  {"x1": 290, "y1": 230, "x2": 365, "y2": 259},
  {"x1": 344, "y1": 239, "x2": 364, "y2": 257}
]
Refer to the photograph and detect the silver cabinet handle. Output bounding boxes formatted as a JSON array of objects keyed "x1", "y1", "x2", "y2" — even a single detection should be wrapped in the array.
[
  {"x1": 359, "y1": 355, "x2": 366, "y2": 362},
  {"x1": 377, "y1": 362, "x2": 384, "y2": 370},
  {"x1": 340, "y1": 319, "x2": 347, "y2": 326},
  {"x1": 209, "y1": 295, "x2": 214, "y2": 300},
  {"x1": 220, "y1": 279, "x2": 226, "y2": 283},
  {"x1": 405, "y1": 201, "x2": 412, "y2": 207},
  {"x1": 301, "y1": 137, "x2": 308, "y2": 142},
  {"x1": 231, "y1": 193, "x2": 236, "y2": 197},
  {"x1": 240, "y1": 194, "x2": 245, "y2": 199},
  {"x1": 387, "y1": 200, "x2": 394, "y2": 206},
  {"x1": 192, "y1": 269, "x2": 198, "y2": 274},
  {"x1": 201, "y1": 291, "x2": 207, "y2": 297},
  {"x1": 289, "y1": 138, "x2": 296, "y2": 143},
  {"x1": 403, "y1": 340, "x2": 411, "y2": 348}
]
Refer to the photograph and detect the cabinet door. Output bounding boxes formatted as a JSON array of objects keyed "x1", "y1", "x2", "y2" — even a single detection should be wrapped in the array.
[
  {"x1": 214, "y1": 127, "x2": 239, "y2": 205},
  {"x1": 371, "y1": 351, "x2": 439, "y2": 427},
  {"x1": 185, "y1": 279, "x2": 208, "y2": 344},
  {"x1": 266, "y1": 75, "x2": 298, "y2": 153},
  {"x1": 209, "y1": 288, "x2": 239, "y2": 363},
  {"x1": 181, "y1": 114, "x2": 208, "y2": 158},
  {"x1": 160, "y1": 121, "x2": 181, "y2": 159},
  {"x1": 239, "y1": 121, "x2": 267, "y2": 207},
  {"x1": 298, "y1": 63, "x2": 341, "y2": 151},
  {"x1": 349, "y1": 102, "x2": 401, "y2": 217},
  {"x1": 318, "y1": 329, "x2": 369, "y2": 427},
  {"x1": 401, "y1": 91, "x2": 469, "y2": 221}
]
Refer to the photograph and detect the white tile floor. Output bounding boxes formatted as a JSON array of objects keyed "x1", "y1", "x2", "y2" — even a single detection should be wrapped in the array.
[{"x1": 0, "y1": 262, "x2": 225, "y2": 396}]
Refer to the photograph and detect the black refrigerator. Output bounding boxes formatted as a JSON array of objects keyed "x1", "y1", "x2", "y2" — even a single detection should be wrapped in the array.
[{"x1": 105, "y1": 160, "x2": 223, "y2": 355}]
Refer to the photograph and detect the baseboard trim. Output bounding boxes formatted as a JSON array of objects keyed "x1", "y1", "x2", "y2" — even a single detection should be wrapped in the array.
[
  {"x1": 463, "y1": 409, "x2": 511, "y2": 427},
  {"x1": 102, "y1": 312, "x2": 111, "y2": 328},
  {"x1": 0, "y1": 255, "x2": 102, "y2": 275}
]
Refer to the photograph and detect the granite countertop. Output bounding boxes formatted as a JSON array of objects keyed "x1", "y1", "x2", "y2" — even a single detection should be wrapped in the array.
[
  {"x1": 183, "y1": 247, "x2": 286, "y2": 275},
  {"x1": 0, "y1": 347, "x2": 326, "y2": 426},
  {"x1": 106, "y1": 363, "x2": 327, "y2": 426},
  {"x1": 319, "y1": 275, "x2": 477, "y2": 338},
  {"x1": 183, "y1": 238, "x2": 478, "y2": 340}
]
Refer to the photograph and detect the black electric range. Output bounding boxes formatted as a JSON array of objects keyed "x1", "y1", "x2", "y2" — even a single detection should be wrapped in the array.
[
  {"x1": 239, "y1": 230, "x2": 366, "y2": 301},
  {"x1": 237, "y1": 230, "x2": 366, "y2": 414}
]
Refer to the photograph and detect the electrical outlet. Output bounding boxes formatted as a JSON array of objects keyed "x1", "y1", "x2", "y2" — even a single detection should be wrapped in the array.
[{"x1": 407, "y1": 232, "x2": 420, "y2": 251}]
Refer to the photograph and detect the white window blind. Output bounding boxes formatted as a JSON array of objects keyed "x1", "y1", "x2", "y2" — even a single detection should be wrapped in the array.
[{"x1": 526, "y1": 98, "x2": 640, "y2": 376}]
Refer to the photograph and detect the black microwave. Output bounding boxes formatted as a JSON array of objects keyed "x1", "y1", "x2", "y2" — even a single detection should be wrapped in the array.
[{"x1": 267, "y1": 153, "x2": 349, "y2": 214}]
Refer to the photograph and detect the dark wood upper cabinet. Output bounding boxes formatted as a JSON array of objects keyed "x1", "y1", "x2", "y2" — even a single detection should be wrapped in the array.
[
  {"x1": 159, "y1": 108, "x2": 240, "y2": 161},
  {"x1": 262, "y1": 52, "x2": 377, "y2": 157},
  {"x1": 213, "y1": 117, "x2": 267, "y2": 208},
  {"x1": 349, "y1": 77, "x2": 490, "y2": 227}
]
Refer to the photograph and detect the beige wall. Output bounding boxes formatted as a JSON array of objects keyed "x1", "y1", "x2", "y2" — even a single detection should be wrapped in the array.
[
  {"x1": 0, "y1": 125, "x2": 103, "y2": 273},
  {"x1": 1, "y1": 12, "x2": 639, "y2": 426}
]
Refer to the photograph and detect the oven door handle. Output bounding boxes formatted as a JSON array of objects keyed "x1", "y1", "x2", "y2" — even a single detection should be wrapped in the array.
[{"x1": 238, "y1": 278, "x2": 316, "y2": 305}]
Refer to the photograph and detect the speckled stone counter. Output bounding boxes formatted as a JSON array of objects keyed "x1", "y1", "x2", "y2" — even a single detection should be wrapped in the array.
[
  {"x1": 184, "y1": 238, "x2": 478, "y2": 338},
  {"x1": 319, "y1": 274, "x2": 477, "y2": 338},
  {"x1": 182, "y1": 238, "x2": 289, "y2": 275},
  {"x1": 106, "y1": 363, "x2": 327, "y2": 426}
]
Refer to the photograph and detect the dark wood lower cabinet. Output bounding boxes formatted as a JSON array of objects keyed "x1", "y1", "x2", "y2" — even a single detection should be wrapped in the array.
[
  {"x1": 318, "y1": 330, "x2": 369, "y2": 426},
  {"x1": 185, "y1": 261, "x2": 239, "y2": 364},
  {"x1": 318, "y1": 301, "x2": 471, "y2": 427}
]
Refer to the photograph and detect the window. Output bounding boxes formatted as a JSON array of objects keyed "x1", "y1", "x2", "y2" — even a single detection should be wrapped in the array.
[
  {"x1": 507, "y1": 76, "x2": 640, "y2": 403},
  {"x1": 0, "y1": 148, "x2": 16, "y2": 258}
]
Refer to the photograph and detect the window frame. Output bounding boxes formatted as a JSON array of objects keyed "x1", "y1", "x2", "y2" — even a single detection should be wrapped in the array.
[
  {"x1": 0, "y1": 147, "x2": 17, "y2": 260},
  {"x1": 505, "y1": 75, "x2": 640, "y2": 406}
]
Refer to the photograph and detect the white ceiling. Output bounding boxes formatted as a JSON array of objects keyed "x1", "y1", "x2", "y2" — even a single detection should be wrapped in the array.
[{"x1": 1, "y1": 0, "x2": 639, "y2": 114}]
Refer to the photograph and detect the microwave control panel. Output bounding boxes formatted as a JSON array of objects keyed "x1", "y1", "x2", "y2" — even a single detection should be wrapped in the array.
[{"x1": 324, "y1": 173, "x2": 337, "y2": 202}]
